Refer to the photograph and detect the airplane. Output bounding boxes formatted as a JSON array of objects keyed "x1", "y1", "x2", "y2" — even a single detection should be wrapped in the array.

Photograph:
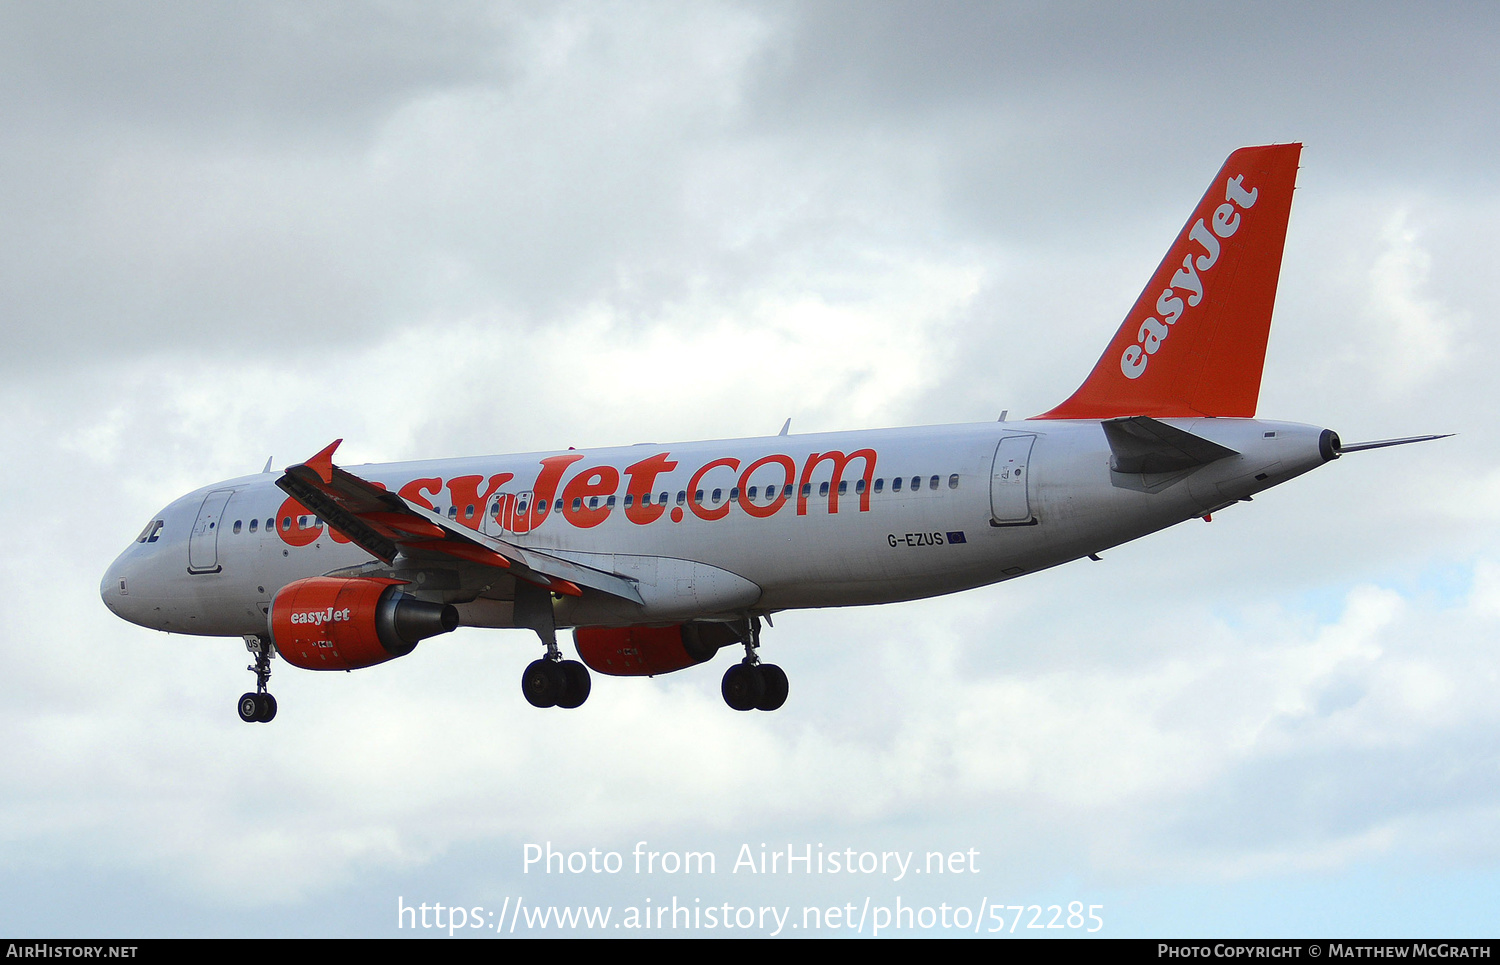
[{"x1": 100, "y1": 143, "x2": 1447, "y2": 723}]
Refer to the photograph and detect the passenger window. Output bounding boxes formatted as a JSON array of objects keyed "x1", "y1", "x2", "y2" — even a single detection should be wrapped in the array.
[
  {"x1": 855, "y1": 479, "x2": 866, "y2": 494},
  {"x1": 730, "y1": 487, "x2": 739, "y2": 500},
  {"x1": 819, "y1": 482, "x2": 829, "y2": 497},
  {"x1": 949, "y1": 474, "x2": 959, "y2": 489},
  {"x1": 624, "y1": 494, "x2": 634, "y2": 507},
  {"x1": 572, "y1": 498, "x2": 582, "y2": 511},
  {"x1": 930, "y1": 475, "x2": 939, "y2": 490},
  {"x1": 233, "y1": 520, "x2": 242, "y2": 534},
  {"x1": 801, "y1": 483, "x2": 811, "y2": 497},
  {"x1": 281, "y1": 517, "x2": 291, "y2": 531},
  {"x1": 892, "y1": 477, "x2": 903, "y2": 492},
  {"x1": 838, "y1": 481, "x2": 848, "y2": 495},
  {"x1": 606, "y1": 495, "x2": 616, "y2": 508},
  {"x1": 589, "y1": 497, "x2": 599, "y2": 509},
  {"x1": 748, "y1": 486, "x2": 758, "y2": 500},
  {"x1": 874, "y1": 478, "x2": 884, "y2": 493},
  {"x1": 911, "y1": 476, "x2": 921, "y2": 491},
  {"x1": 677, "y1": 491, "x2": 686, "y2": 506},
  {"x1": 249, "y1": 519, "x2": 258, "y2": 533},
  {"x1": 712, "y1": 488, "x2": 722, "y2": 503}
]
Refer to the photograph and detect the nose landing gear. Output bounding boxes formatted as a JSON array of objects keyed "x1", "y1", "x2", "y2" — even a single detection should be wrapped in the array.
[{"x1": 238, "y1": 635, "x2": 277, "y2": 723}]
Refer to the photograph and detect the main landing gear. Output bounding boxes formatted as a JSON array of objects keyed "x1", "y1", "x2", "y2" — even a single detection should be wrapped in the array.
[
  {"x1": 722, "y1": 617, "x2": 787, "y2": 712},
  {"x1": 239, "y1": 635, "x2": 278, "y2": 723},
  {"x1": 516, "y1": 580, "x2": 591, "y2": 709},
  {"x1": 522, "y1": 655, "x2": 592, "y2": 709}
]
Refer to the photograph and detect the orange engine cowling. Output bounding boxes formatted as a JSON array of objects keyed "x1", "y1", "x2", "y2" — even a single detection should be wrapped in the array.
[
  {"x1": 573, "y1": 623, "x2": 739, "y2": 677},
  {"x1": 270, "y1": 577, "x2": 459, "y2": 671}
]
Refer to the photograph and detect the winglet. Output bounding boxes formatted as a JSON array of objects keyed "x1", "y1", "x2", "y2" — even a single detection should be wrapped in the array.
[
  {"x1": 303, "y1": 439, "x2": 343, "y2": 484},
  {"x1": 1035, "y1": 143, "x2": 1302, "y2": 420}
]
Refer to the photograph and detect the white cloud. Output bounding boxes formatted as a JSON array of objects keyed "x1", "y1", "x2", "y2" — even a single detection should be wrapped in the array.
[{"x1": 1359, "y1": 210, "x2": 1459, "y2": 388}]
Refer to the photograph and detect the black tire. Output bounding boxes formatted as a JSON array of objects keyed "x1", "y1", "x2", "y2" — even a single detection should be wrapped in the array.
[
  {"x1": 522, "y1": 659, "x2": 565, "y2": 708},
  {"x1": 237, "y1": 693, "x2": 260, "y2": 723},
  {"x1": 756, "y1": 664, "x2": 788, "y2": 712},
  {"x1": 556, "y1": 660, "x2": 592, "y2": 709},
  {"x1": 722, "y1": 663, "x2": 765, "y2": 712},
  {"x1": 256, "y1": 693, "x2": 278, "y2": 723}
]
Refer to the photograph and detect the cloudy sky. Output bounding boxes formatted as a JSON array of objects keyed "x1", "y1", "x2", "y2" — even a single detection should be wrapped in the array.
[{"x1": 4, "y1": 1, "x2": 1498, "y2": 938}]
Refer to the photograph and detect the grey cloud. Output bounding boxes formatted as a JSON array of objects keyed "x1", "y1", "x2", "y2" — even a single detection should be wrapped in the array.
[{"x1": 0, "y1": 1, "x2": 514, "y2": 136}]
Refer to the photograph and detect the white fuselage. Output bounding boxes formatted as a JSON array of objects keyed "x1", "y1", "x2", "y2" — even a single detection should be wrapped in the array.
[{"x1": 102, "y1": 417, "x2": 1333, "y2": 640}]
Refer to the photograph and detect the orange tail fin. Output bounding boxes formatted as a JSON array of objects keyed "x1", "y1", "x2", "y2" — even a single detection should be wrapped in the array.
[{"x1": 1034, "y1": 143, "x2": 1302, "y2": 420}]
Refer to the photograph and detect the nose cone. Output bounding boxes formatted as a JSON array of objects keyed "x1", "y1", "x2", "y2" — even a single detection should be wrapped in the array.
[
  {"x1": 101, "y1": 549, "x2": 133, "y2": 619},
  {"x1": 101, "y1": 542, "x2": 165, "y2": 630}
]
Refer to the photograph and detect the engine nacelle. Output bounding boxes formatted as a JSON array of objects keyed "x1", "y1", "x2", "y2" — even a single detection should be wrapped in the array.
[
  {"x1": 270, "y1": 577, "x2": 459, "y2": 671},
  {"x1": 573, "y1": 623, "x2": 740, "y2": 676}
]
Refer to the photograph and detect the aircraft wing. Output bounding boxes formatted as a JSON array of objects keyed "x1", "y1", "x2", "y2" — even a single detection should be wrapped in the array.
[{"x1": 275, "y1": 440, "x2": 644, "y2": 605}]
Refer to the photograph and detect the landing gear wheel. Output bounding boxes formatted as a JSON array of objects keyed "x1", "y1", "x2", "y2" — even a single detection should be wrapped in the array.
[
  {"x1": 555, "y1": 660, "x2": 592, "y2": 709},
  {"x1": 255, "y1": 693, "x2": 278, "y2": 722},
  {"x1": 239, "y1": 692, "x2": 277, "y2": 722},
  {"x1": 522, "y1": 659, "x2": 567, "y2": 708},
  {"x1": 238, "y1": 693, "x2": 261, "y2": 723},
  {"x1": 755, "y1": 663, "x2": 788, "y2": 712},
  {"x1": 722, "y1": 663, "x2": 766, "y2": 712}
]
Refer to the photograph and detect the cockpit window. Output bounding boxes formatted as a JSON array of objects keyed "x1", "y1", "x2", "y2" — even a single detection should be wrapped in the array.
[{"x1": 135, "y1": 519, "x2": 164, "y2": 543}]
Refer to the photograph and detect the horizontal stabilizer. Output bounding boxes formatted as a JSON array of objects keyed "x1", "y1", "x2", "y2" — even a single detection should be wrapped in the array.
[{"x1": 1102, "y1": 416, "x2": 1239, "y2": 474}]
